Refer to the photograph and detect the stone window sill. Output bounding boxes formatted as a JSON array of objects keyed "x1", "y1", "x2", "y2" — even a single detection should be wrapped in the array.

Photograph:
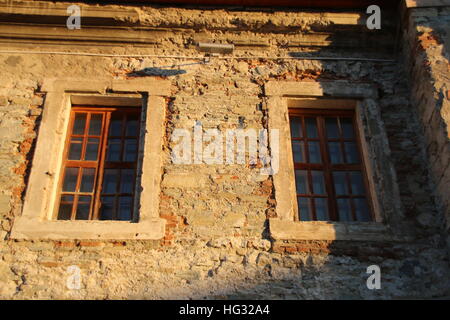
[
  {"x1": 11, "y1": 217, "x2": 166, "y2": 240},
  {"x1": 269, "y1": 218, "x2": 412, "y2": 241}
]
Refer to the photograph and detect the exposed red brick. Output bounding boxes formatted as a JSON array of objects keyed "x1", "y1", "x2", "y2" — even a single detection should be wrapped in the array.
[
  {"x1": 271, "y1": 243, "x2": 286, "y2": 253},
  {"x1": 13, "y1": 163, "x2": 27, "y2": 175},
  {"x1": 285, "y1": 246, "x2": 297, "y2": 254},
  {"x1": 19, "y1": 138, "x2": 33, "y2": 156},
  {"x1": 418, "y1": 32, "x2": 441, "y2": 50},
  {"x1": 164, "y1": 234, "x2": 174, "y2": 241},
  {"x1": 54, "y1": 241, "x2": 76, "y2": 248},
  {"x1": 79, "y1": 241, "x2": 104, "y2": 247},
  {"x1": 160, "y1": 194, "x2": 172, "y2": 201},
  {"x1": 161, "y1": 214, "x2": 177, "y2": 221}
]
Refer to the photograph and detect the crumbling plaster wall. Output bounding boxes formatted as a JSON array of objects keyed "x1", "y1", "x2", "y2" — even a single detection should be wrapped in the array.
[{"x1": 0, "y1": 1, "x2": 449, "y2": 299}]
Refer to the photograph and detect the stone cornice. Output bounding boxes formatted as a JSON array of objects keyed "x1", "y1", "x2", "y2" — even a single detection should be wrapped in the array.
[{"x1": 0, "y1": 0, "x2": 397, "y2": 49}]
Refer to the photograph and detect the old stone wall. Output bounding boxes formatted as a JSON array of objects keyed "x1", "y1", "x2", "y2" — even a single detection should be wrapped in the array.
[
  {"x1": 402, "y1": 5, "x2": 450, "y2": 255},
  {"x1": 0, "y1": 1, "x2": 449, "y2": 299}
]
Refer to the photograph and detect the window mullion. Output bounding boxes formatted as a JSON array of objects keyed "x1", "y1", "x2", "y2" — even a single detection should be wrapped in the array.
[
  {"x1": 92, "y1": 111, "x2": 111, "y2": 220},
  {"x1": 71, "y1": 167, "x2": 84, "y2": 220},
  {"x1": 80, "y1": 112, "x2": 90, "y2": 161},
  {"x1": 318, "y1": 116, "x2": 338, "y2": 221}
]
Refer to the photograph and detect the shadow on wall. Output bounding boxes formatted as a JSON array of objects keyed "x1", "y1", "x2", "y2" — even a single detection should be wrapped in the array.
[
  {"x1": 103, "y1": 241, "x2": 450, "y2": 300},
  {"x1": 127, "y1": 60, "x2": 210, "y2": 77},
  {"x1": 128, "y1": 67, "x2": 187, "y2": 77}
]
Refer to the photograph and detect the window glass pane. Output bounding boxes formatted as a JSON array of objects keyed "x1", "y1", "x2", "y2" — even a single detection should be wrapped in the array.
[
  {"x1": 120, "y1": 169, "x2": 134, "y2": 194},
  {"x1": 292, "y1": 141, "x2": 305, "y2": 163},
  {"x1": 341, "y1": 118, "x2": 355, "y2": 139},
  {"x1": 305, "y1": 118, "x2": 318, "y2": 138},
  {"x1": 314, "y1": 198, "x2": 329, "y2": 221},
  {"x1": 107, "y1": 139, "x2": 121, "y2": 162},
  {"x1": 57, "y1": 195, "x2": 74, "y2": 220},
  {"x1": 344, "y1": 142, "x2": 360, "y2": 163},
  {"x1": 298, "y1": 197, "x2": 311, "y2": 221},
  {"x1": 123, "y1": 139, "x2": 138, "y2": 162},
  {"x1": 89, "y1": 114, "x2": 103, "y2": 136},
  {"x1": 333, "y1": 172, "x2": 349, "y2": 195},
  {"x1": 337, "y1": 199, "x2": 352, "y2": 222},
  {"x1": 328, "y1": 142, "x2": 343, "y2": 163},
  {"x1": 100, "y1": 196, "x2": 114, "y2": 220},
  {"x1": 102, "y1": 169, "x2": 118, "y2": 194},
  {"x1": 118, "y1": 196, "x2": 132, "y2": 221},
  {"x1": 295, "y1": 170, "x2": 309, "y2": 194},
  {"x1": 308, "y1": 141, "x2": 321, "y2": 163},
  {"x1": 109, "y1": 113, "x2": 123, "y2": 137},
  {"x1": 312, "y1": 171, "x2": 326, "y2": 195},
  {"x1": 68, "y1": 137, "x2": 83, "y2": 160},
  {"x1": 80, "y1": 168, "x2": 95, "y2": 192},
  {"x1": 126, "y1": 114, "x2": 139, "y2": 137},
  {"x1": 85, "y1": 138, "x2": 99, "y2": 161},
  {"x1": 76, "y1": 196, "x2": 91, "y2": 220},
  {"x1": 62, "y1": 168, "x2": 79, "y2": 192},
  {"x1": 72, "y1": 113, "x2": 87, "y2": 135},
  {"x1": 61, "y1": 195, "x2": 74, "y2": 202},
  {"x1": 325, "y1": 117, "x2": 339, "y2": 139},
  {"x1": 289, "y1": 117, "x2": 302, "y2": 138},
  {"x1": 354, "y1": 198, "x2": 371, "y2": 222},
  {"x1": 350, "y1": 171, "x2": 365, "y2": 195}
]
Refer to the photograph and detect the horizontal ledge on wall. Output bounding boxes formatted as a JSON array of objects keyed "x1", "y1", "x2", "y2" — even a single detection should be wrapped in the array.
[
  {"x1": 0, "y1": 24, "x2": 163, "y2": 45},
  {"x1": 405, "y1": 0, "x2": 450, "y2": 8},
  {"x1": 10, "y1": 217, "x2": 167, "y2": 240},
  {"x1": 265, "y1": 81, "x2": 378, "y2": 98},
  {"x1": 40, "y1": 78, "x2": 172, "y2": 96},
  {"x1": 0, "y1": 1, "x2": 376, "y2": 29},
  {"x1": 287, "y1": 98, "x2": 358, "y2": 109},
  {"x1": 71, "y1": 94, "x2": 143, "y2": 107},
  {"x1": 269, "y1": 219, "x2": 413, "y2": 241},
  {"x1": 0, "y1": 49, "x2": 396, "y2": 62},
  {"x1": 0, "y1": 1, "x2": 139, "y2": 23}
]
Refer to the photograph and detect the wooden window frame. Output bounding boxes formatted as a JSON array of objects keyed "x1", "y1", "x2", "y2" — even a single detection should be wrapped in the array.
[
  {"x1": 289, "y1": 108, "x2": 375, "y2": 222},
  {"x1": 55, "y1": 106, "x2": 141, "y2": 221}
]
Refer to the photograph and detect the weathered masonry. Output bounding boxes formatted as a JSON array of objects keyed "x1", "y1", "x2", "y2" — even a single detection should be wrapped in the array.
[{"x1": 0, "y1": 0, "x2": 449, "y2": 299}]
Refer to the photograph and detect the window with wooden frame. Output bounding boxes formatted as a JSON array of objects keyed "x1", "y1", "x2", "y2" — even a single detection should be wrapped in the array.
[
  {"x1": 289, "y1": 108, "x2": 374, "y2": 222},
  {"x1": 56, "y1": 106, "x2": 140, "y2": 221}
]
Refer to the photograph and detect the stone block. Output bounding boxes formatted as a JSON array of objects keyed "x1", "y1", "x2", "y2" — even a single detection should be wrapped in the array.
[
  {"x1": 222, "y1": 212, "x2": 245, "y2": 228},
  {"x1": 162, "y1": 174, "x2": 209, "y2": 188},
  {"x1": 0, "y1": 96, "x2": 8, "y2": 106},
  {"x1": 0, "y1": 195, "x2": 10, "y2": 213},
  {"x1": 187, "y1": 211, "x2": 215, "y2": 226}
]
